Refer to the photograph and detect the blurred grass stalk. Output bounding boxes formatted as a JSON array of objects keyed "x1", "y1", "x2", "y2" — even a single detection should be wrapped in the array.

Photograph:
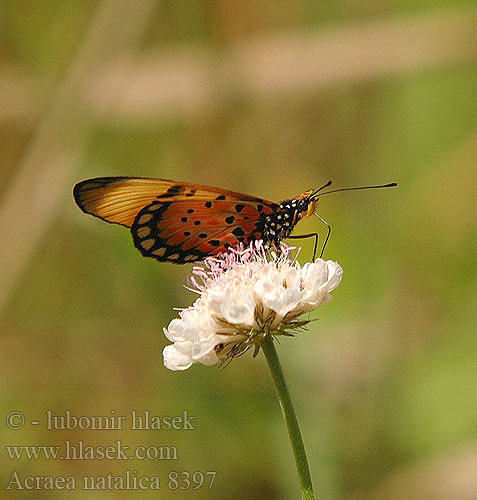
[
  {"x1": 2, "y1": 8, "x2": 476, "y2": 125},
  {"x1": 0, "y1": 0, "x2": 159, "y2": 311},
  {"x1": 0, "y1": 6, "x2": 476, "y2": 311},
  {"x1": 82, "y1": 8, "x2": 477, "y2": 121}
]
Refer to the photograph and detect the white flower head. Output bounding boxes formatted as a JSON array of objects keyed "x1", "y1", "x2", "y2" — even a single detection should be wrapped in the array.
[{"x1": 163, "y1": 242, "x2": 343, "y2": 370}]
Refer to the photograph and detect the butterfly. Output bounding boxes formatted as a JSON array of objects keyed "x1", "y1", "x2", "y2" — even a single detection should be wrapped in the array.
[{"x1": 73, "y1": 177, "x2": 396, "y2": 264}]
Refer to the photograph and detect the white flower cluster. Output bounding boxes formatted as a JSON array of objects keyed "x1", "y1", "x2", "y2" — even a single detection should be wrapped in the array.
[{"x1": 163, "y1": 243, "x2": 343, "y2": 370}]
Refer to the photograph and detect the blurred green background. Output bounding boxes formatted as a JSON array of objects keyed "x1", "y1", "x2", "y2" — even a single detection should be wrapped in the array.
[{"x1": 1, "y1": 1, "x2": 476, "y2": 499}]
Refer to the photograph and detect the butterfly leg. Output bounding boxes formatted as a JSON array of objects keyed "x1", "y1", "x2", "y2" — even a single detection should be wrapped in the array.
[
  {"x1": 289, "y1": 213, "x2": 331, "y2": 260},
  {"x1": 313, "y1": 212, "x2": 331, "y2": 259},
  {"x1": 288, "y1": 233, "x2": 319, "y2": 261}
]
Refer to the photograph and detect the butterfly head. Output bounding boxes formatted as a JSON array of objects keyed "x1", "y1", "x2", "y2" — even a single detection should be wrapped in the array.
[
  {"x1": 294, "y1": 189, "x2": 319, "y2": 220},
  {"x1": 288, "y1": 181, "x2": 333, "y2": 221}
]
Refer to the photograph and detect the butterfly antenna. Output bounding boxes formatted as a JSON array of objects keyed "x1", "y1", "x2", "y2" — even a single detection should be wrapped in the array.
[
  {"x1": 310, "y1": 181, "x2": 397, "y2": 257},
  {"x1": 316, "y1": 182, "x2": 397, "y2": 198},
  {"x1": 312, "y1": 180, "x2": 332, "y2": 197}
]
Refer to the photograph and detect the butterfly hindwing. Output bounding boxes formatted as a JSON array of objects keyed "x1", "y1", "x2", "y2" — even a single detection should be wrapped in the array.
[{"x1": 131, "y1": 199, "x2": 277, "y2": 263}]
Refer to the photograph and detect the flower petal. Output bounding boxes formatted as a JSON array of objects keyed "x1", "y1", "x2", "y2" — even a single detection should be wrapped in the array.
[{"x1": 163, "y1": 342, "x2": 193, "y2": 371}]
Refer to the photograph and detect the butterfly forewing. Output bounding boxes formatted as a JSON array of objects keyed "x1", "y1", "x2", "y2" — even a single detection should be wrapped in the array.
[
  {"x1": 73, "y1": 177, "x2": 270, "y2": 226},
  {"x1": 74, "y1": 177, "x2": 279, "y2": 263}
]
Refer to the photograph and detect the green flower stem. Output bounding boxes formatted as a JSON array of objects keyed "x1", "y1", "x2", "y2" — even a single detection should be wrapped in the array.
[{"x1": 262, "y1": 335, "x2": 314, "y2": 500}]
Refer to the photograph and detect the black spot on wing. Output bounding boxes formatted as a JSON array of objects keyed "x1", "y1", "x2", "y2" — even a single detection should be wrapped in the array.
[
  {"x1": 156, "y1": 184, "x2": 184, "y2": 198},
  {"x1": 232, "y1": 227, "x2": 245, "y2": 237}
]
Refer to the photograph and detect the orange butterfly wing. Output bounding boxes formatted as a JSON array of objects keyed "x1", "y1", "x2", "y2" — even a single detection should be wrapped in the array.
[{"x1": 73, "y1": 177, "x2": 278, "y2": 263}]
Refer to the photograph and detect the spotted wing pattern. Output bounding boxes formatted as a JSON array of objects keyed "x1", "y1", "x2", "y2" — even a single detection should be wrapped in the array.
[{"x1": 73, "y1": 177, "x2": 279, "y2": 263}]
